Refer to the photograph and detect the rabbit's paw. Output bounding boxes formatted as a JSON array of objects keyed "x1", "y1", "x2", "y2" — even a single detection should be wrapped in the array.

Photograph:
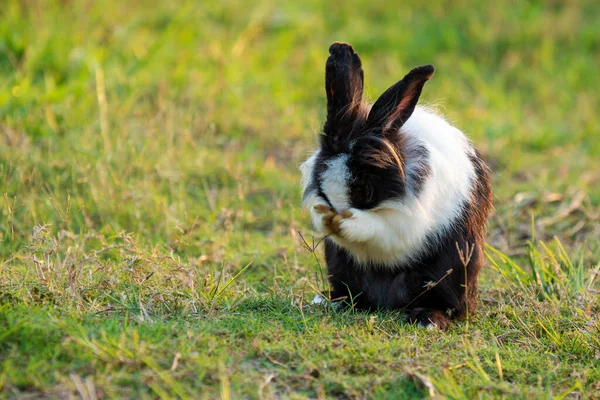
[
  {"x1": 330, "y1": 209, "x2": 354, "y2": 236},
  {"x1": 313, "y1": 204, "x2": 332, "y2": 214},
  {"x1": 406, "y1": 308, "x2": 450, "y2": 331},
  {"x1": 312, "y1": 205, "x2": 335, "y2": 234},
  {"x1": 332, "y1": 208, "x2": 379, "y2": 243}
]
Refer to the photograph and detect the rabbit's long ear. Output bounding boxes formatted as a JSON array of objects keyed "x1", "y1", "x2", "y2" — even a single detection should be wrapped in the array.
[
  {"x1": 324, "y1": 42, "x2": 364, "y2": 139},
  {"x1": 367, "y1": 65, "x2": 434, "y2": 132}
]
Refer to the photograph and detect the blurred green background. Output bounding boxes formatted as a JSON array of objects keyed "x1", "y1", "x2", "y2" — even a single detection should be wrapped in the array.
[
  {"x1": 1, "y1": 0, "x2": 599, "y2": 398},
  {"x1": 1, "y1": 0, "x2": 599, "y2": 254}
]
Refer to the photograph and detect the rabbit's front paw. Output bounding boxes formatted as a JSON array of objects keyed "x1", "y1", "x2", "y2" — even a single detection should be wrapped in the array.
[
  {"x1": 312, "y1": 204, "x2": 335, "y2": 234},
  {"x1": 313, "y1": 204, "x2": 332, "y2": 215},
  {"x1": 330, "y1": 209, "x2": 353, "y2": 235},
  {"x1": 313, "y1": 205, "x2": 353, "y2": 236}
]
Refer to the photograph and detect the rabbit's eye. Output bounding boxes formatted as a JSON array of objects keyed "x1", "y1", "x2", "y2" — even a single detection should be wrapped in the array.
[
  {"x1": 355, "y1": 186, "x2": 366, "y2": 198},
  {"x1": 353, "y1": 184, "x2": 374, "y2": 208},
  {"x1": 365, "y1": 186, "x2": 374, "y2": 202}
]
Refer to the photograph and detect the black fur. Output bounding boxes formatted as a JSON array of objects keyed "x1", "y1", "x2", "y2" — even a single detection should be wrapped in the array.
[{"x1": 322, "y1": 42, "x2": 368, "y2": 154}]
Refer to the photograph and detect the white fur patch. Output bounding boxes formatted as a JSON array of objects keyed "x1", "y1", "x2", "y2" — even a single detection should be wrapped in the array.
[
  {"x1": 311, "y1": 294, "x2": 341, "y2": 310},
  {"x1": 420, "y1": 322, "x2": 437, "y2": 330},
  {"x1": 300, "y1": 150, "x2": 333, "y2": 232},
  {"x1": 320, "y1": 154, "x2": 351, "y2": 212},
  {"x1": 300, "y1": 150, "x2": 319, "y2": 207}
]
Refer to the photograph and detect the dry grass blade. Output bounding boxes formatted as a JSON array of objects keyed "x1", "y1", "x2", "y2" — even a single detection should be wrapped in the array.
[
  {"x1": 402, "y1": 269, "x2": 454, "y2": 311},
  {"x1": 406, "y1": 371, "x2": 436, "y2": 397}
]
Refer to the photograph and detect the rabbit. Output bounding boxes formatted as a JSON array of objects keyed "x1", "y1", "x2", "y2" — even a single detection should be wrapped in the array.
[{"x1": 300, "y1": 42, "x2": 492, "y2": 330}]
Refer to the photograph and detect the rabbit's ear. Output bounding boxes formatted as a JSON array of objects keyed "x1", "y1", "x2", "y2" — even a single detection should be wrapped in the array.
[
  {"x1": 324, "y1": 42, "x2": 364, "y2": 138},
  {"x1": 367, "y1": 65, "x2": 434, "y2": 132}
]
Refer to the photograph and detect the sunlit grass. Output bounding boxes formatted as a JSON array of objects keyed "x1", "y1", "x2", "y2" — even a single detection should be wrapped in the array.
[{"x1": 1, "y1": 0, "x2": 599, "y2": 398}]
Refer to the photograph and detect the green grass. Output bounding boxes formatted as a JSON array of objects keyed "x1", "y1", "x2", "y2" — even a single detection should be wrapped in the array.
[{"x1": 1, "y1": 0, "x2": 599, "y2": 398}]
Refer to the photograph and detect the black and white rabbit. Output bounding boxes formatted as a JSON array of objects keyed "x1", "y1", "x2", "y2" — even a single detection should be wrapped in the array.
[{"x1": 301, "y1": 42, "x2": 492, "y2": 329}]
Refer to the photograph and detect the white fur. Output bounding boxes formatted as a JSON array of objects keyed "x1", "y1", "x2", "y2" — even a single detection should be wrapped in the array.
[
  {"x1": 310, "y1": 294, "x2": 342, "y2": 310},
  {"x1": 300, "y1": 151, "x2": 319, "y2": 204},
  {"x1": 423, "y1": 322, "x2": 437, "y2": 330},
  {"x1": 320, "y1": 154, "x2": 351, "y2": 212},
  {"x1": 300, "y1": 151, "x2": 331, "y2": 232},
  {"x1": 301, "y1": 152, "x2": 353, "y2": 231},
  {"x1": 301, "y1": 106, "x2": 476, "y2": 268}
]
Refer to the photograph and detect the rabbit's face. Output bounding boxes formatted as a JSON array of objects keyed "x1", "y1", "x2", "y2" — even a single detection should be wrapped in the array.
[
  {"x1": 347, "y1": 136, "x2": 406, "y2": 210},
  {"x1": 302, "y1": 134, "x2": 405, "y2": 213},
  {"x1": 302, "y1": 41, "x2": 434, "y2": 213}
]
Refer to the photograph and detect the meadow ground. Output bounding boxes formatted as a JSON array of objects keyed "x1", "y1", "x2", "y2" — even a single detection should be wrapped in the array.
[{"x1": 1, "y1": 0, "x2": 600, "y2": 398}]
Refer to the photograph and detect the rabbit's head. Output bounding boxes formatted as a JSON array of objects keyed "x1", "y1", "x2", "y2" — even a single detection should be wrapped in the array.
[{"x1": 302, "y1": 42, "x2": 434, "y2": 212}]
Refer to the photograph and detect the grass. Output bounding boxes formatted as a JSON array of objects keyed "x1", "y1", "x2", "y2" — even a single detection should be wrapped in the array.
[{"x1": 1, "y1": 0, "x2": 599, "y2": 398}]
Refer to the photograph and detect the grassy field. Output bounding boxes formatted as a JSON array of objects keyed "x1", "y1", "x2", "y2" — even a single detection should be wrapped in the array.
[{"x1": 1, "y1": 0, "x2": 600, "y2": 398}]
